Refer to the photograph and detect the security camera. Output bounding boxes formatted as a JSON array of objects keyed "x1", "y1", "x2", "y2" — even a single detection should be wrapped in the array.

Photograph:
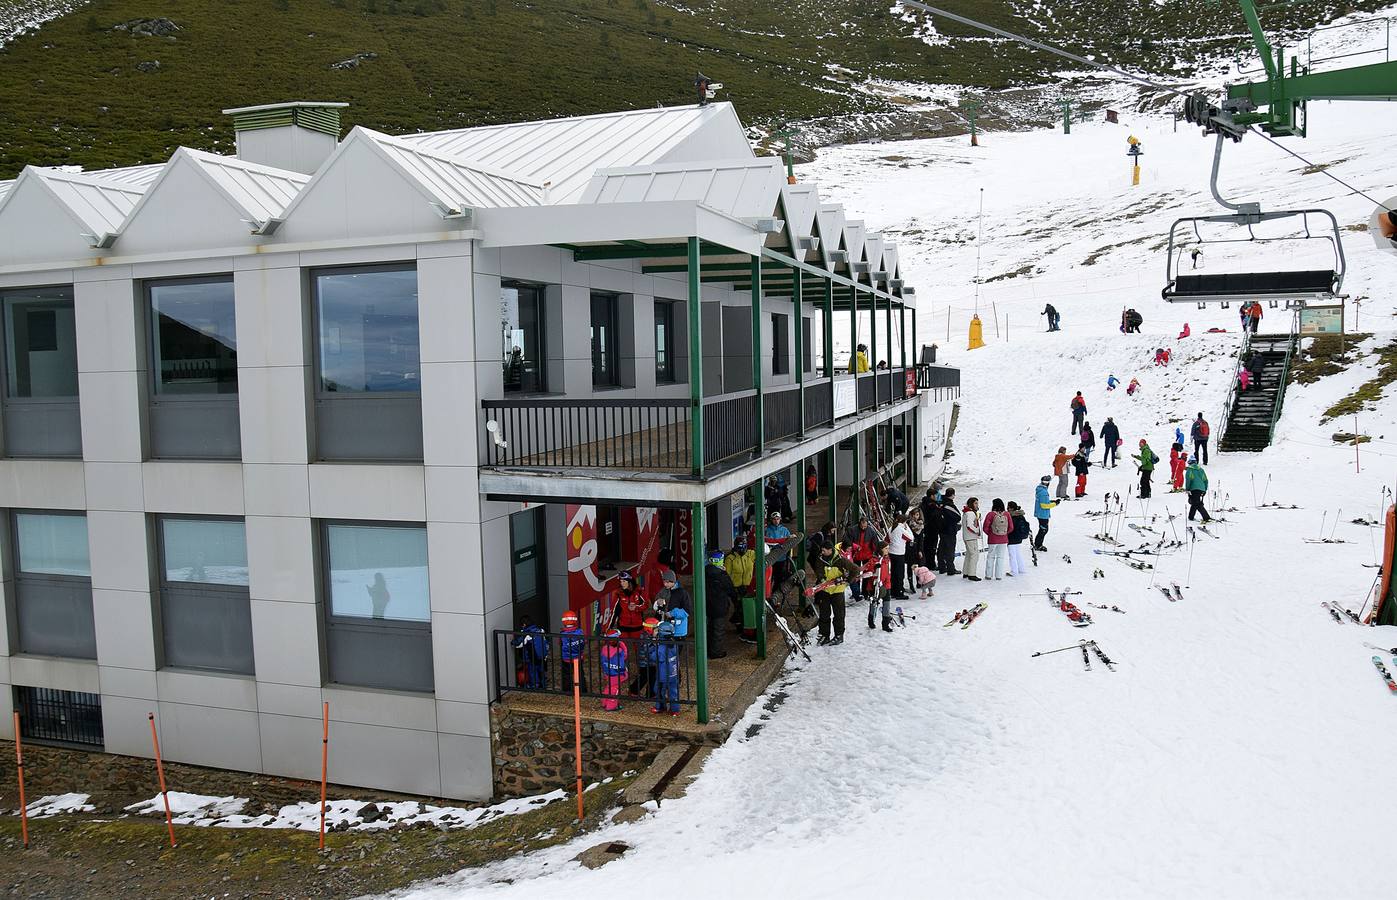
[{"x1": 485, "y1": 419, "x2": 508, "y2": 449}]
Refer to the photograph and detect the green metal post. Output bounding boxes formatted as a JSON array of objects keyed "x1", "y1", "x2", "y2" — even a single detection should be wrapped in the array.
[
  {"x1": 691, "y1": 501, "x2": 709, "y2": 722},
  {"x1": 688, "y1": 238, "x2": 704, "y2": 477},
  {"x1": 794, "y1": 267, "x2": 805, "y2": 438},
  {"x1": 1062, "y1": 99, "x2": 1072, "y2": 135},
  {"x1": 827, "y1": 444, "x2": 838, "y2": 528},
  {"x1": 796, "y1": 460, "x2": 807, "y2": 573},
  {"x1": 825, "y1": 277, "x2": 836, "y2": 426},
  {"x1": 884, "y1": 290, "x2": 893, "y2": 406},
  {"x1": 851, "y1": 423, "x2": 862, "y2": 518},
  {"x1": 752, "y1": 255, "x2": 764, "y2": 458},
  {"x1": 869, "y1": 286, "x2": 877, "y2": 403},
  {"x1": 753, "y1": 479, "x2": 767, "y2": 660},
  {"x1": 1237, "y1": 0, "x2": 1278, "y2": 80},
  {"x1": 901, "y1": 305, "x2": 908, "y2": 368},
  {"x1": 849, "y1": 285, "x2": 859, "y2": 374}
]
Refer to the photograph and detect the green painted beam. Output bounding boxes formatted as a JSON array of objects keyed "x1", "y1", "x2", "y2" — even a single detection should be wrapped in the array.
[
  {"x1": 753, "y1": 479, "x2": 766, "y2": 661},
  {"x1": 751, "y1": 255, "x2": 765, "y2": 459},
  {"x1": 691, "y1": 501, "x2": 709, "y2": 722},
  {"x1": 687, "y1": 238, "x2": 704, "y2": 479},
  {"x1": 1228, "y1": 59, "x2": 1397, "y2": 104}
]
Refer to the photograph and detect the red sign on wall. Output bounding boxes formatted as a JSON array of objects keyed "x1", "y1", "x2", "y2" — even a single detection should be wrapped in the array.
[
  {"x1": 565, "y1": 505, "x2": 612, "y2": 613},
  {"x1": 673, "y1": 509, "x2": 693, "y2": 576},
  {"x1": 905, "y1": 369, "x2": 916, "y2": 397}
]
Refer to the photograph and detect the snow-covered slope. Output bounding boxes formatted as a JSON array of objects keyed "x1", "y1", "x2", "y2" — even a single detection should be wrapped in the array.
[
  {"x1": 391, "y1": 61, "x2": 1397, "y2": 900},
  {"x1": 0, "y1": 0, "x2": 85, "y2": 47}
]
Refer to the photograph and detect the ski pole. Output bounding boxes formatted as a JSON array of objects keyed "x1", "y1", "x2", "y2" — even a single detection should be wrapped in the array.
[
  {"x1": 1317, "y1": 511, "x2": 1327, "y2": 541},
  {"x1": 1329, "y1": 508, "x2": 1341, "y2": 542},
  {"x1": 1260, "y1": 474, "x2": 1271, "y2": 507},
  {"x1": 1031, "y1": 640, "x2": 1090, "y2": 658},
  {"x1": 1251, "y1": 473, "x2": 1257, "y2": 508},
  {"x1": 1186, "y1": 528, "x2": 1196, "y2": 588}
]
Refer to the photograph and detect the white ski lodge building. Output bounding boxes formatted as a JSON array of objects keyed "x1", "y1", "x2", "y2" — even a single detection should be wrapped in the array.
[{"x1": 0, "y1": 100, "x2": 958, "y2": 800}]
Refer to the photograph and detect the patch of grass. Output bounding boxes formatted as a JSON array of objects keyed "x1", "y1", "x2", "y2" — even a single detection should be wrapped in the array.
[
  {"x1": 1321, "y1": 337, "x2": 1397, "y2": 423},
  {"x1": 985, "y1": 263, "x2": 1035, "y2": 282},
  {"x1": 0, "y1": 775, "x2": 634, "y2": 898},
  {"x1": 1290, "y1": 332, "x2": 1372, "y2": 386}
]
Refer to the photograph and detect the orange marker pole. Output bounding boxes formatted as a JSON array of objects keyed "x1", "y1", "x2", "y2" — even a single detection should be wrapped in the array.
[
  {"x1": 318, "y1": 701, "x2": 329, "y2": 850},
  {"x1": 14, "y1": 712, "x2": 28, "y2": 848},
  {"x1": 147, "y1": 713, "x2": 176, "y2": 848},
  {"x1": 572, "y1": 658, "x2": 585, "y2": 821}
]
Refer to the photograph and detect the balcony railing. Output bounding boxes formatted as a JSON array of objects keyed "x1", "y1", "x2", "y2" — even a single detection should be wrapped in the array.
[{"x1": 493, "y1": 630, "x2": 697, "y2": 709}]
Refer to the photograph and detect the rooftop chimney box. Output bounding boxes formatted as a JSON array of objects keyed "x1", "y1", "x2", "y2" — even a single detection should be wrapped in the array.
[{"x1": 222, "y1": 101, "x2": 347, "y2": 174}]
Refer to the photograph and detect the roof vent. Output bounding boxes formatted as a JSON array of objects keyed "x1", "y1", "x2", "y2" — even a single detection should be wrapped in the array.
[{"x1": 221, "y1": 101, "x2": 348, "y2": 175}]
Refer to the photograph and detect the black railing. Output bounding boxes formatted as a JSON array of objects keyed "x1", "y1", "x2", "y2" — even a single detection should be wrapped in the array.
[
  {"x1": 703, "y1": 393, "x2": 757, "y2": 467},
  {"x1": 14, "y1": 686, "x2": 104, "y2": 748},
  {"x1": 764, "y1": 385, "x2": 802, "y2": 444},
  {"x1": 492, "y1": 630, "x2": 697, "y2": 709},
  {"x1": 482, "y1": 397, "x2": 691, "y2": 471},
  {"x1": 805, "y1": 381, "x2": 832, "y2": 429},
  {"x1": 916, "y1": 364, "x2": 961, "y2": 390},
  {"x1": 857, "y1": 374, "x2": 876, "y2": 411}
]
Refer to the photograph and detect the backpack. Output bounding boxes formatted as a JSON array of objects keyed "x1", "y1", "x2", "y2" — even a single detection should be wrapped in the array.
[{"x1": 989, "y1": 512, "x2": 1009, "y2": 537}]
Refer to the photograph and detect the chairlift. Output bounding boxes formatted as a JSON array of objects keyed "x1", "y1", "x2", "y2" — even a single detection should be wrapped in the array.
[{"x1": 1161, "y1": 133, "x2": 1345, "y2": 305}]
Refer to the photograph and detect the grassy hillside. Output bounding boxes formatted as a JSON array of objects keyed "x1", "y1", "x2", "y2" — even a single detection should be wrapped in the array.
[{"x1": 0, "y1": 0, "x2": 1386, "y2": 176}]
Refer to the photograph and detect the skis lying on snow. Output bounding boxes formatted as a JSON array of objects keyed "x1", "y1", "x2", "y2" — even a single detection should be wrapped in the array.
[
  {"x1": 1321, "y1": 601, "x2": 1368, "y2": 624},
  {"x1": 1093, "y1": 548, "x2": 1166, "y2": 558},
  {"x1": 1320, "y1": 602, "x2": 1344, "y2": 624},
  {"x1": 1172, "y1": 583, "x2": 1184, "y2": 602},
  {"x1": 1157, "y1": 586, "x2": 1179, "y2": 603},
  {"x1": 1257, "y1": 502, "x2": 1301, "y2": 510},
  {"x1": 1365, "y1": 643, "x2": 1397, "y2": 655},
  {"x1": 944, "y1": 603, "x2": 986, "y2": 628},
  {"x1": 1113, "y1": 555, "x2": 1154, "y2": 571},
  {"x1": 1087, "y1": 603, "x2": 1126, "y2": 614},
  {"x1": 1127, "y1": 522, "x2": 1159, "y2": 535},
  {"x1": 1372, "y1": 657, "x2": 1397, "y2": 693},
  {"x1": 1303, "y1": 538, "x2": 1350, "y2": 545},
  {"x1": 961, "y1": 604, "x2": 988, "y2": 630},
  {"x1": 1032, "y1": 639, "x2": 1114, "y2": 671},
  {"x1": 1092, "y1": 568, "x2": 1106, "y2": 579},
  {"x1": 1046, "y1": 588, "x2": 1092, "y2": 626},
  {"x1": 1090, "y1": 533, "x2": 1124, "y2": 546},
  {"x1": 1089, "y1": 641, "x2": 1116, "y2": 671}
]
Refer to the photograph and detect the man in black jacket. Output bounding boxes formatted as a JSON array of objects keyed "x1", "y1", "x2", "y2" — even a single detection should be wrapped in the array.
[
  {"x1": 919, "y1": 489, "x2": 940, "y2": 580},
  {"x1": 1100, "y1": 417, "x2": 1121, "y2": 467},
  {"x1": 937, "y1": 489, "x2": 961, "y2": 575},
  {"x1": 703, "y1": 550, "x2": 735, "y2": 659}
]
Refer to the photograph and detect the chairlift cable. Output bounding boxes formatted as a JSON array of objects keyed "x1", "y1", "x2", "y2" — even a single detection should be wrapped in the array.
[{"x1": 895, "y1": 0, "x2": 1392, "y2": 211}]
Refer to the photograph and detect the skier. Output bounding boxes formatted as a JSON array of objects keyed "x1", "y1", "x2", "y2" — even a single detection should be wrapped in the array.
[
  {"x1": 1106, "y1": 374, "x2": 1120, "y2": 391},
  {"x1": 867, "y1": 542, "x2": 894, "y2": 632},
  {"x1": 1128, "y1": 308, "x2": 1143, "y2": 332},
  {"x1": 1042, "y1": 303, "x2": 1061, "y2": 332},
  {"x1": 1185, "y1": 458, "x2": 1212, "y2": 522},
  {"x1": 1191, "y1": 412, "x2": 1210, "y2": 466},
  {"x1": 1189, "y1": 247, "x2": 1203, "y2": 269},
  {"x1": 1178, "y1": 322, "x2": 1191, "y2": 339},
  {"x1": 1033, "y1": 476, "x2": 1057, "y2": 551},
  {"x1": 983, "y1": 498, "x2": 1010, "y2": 580},
  {"x1": 937, "y1": 489, "x2": 961, "y2": 575},
  {"x1": 845, "y1": 513, "x2": 877, "y2": 601},
  {"x1": 1174, "y1": 424, "x2": 1186, "y2": 447},
  {"x1": 1154, "y1": 347, "x2": 1167, "y2": 366},
  {"x1": 887, "y1": 512, "x2": 914, "y2": 600},
  {"x1": 1248, "y1": 301, "x2": 1263, "y2": 333},
  {"x1": 1247, "y1": 349, "x2": 1265, "y2": 382},
  {"x1": 1239, "y1": 367, "x2": 1252, "y2": 392},
  {"x1": 647, "y1": 619, "x2": 681, "y2": 715},
  {"x1": 1070, "y1": 391, "x2": 1087, "y2": 434},
  {"x1": 657, "y1": 569, "x2": 691, "y2": 632},
  {"x1": 703, "y1": 549, "x2": 735, "y2": 659},
  {"x1": 560, "y1": 609, "x2": 588, "y2": 693},
  {"x1": 512, "y1": 616, "x2": 548, "y2": 689},
  {"x1": 884, "y1": 483, "x2": 910, "y2": 516},
  {"x1": 724, "y1": 536, "x2": 755, "y2": 635},
  {"x1": 610, "y1": 569, "x2": 649, "y2": 644},
  {"x1": 811, "y1": 541, "x2": 859, "y2": 646},
  {"x1": 1132, "y1": 439, "x2": 1157, "y2": 499},
  {"x1": 961, "y1": 497, "x2": 983, "y2": 581},
  {"x1": 1006, "y1": 501, "x2": 1030, "y2": 576},
  {"x1": 1072, "y1": 446, "x2": 1092, "y2": 498},
  {"x1": 1127, "y1": 377, "x2": 1140, "y2": 396},
  {"x1": 1239, "y1": 303, "x2": 1251, "y2": 333},
  {"x1": 919, "y1": 489, "x2": 940, "y2": 581},
  {"x1": 1100, "y1": 417, "x2": 1121, "y2": 467},
  {"x1": 764, "y1": 511, "x2": 793, "y2": 590},
  {"x1": 599, "y1": 630, "x2": 627, "y2": 711},
  {"x1": 1169, "y1": 443, "x2": 1187, "y2": 492},
  {"x1": 1080, "y1": 420, "x2": 1096, "y2": 457},
  {"x1": 1053, "y1": 446, "x2": 1073, "y2": 502}
]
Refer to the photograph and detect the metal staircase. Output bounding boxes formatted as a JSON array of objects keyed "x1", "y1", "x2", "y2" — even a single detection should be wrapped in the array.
[{"x1": 1219, "y1": 331, "x2": 1296, "y2": 452}]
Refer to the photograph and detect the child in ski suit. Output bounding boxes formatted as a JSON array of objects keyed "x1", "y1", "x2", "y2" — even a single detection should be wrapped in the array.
[
  {"x1": 1127, "y1": 377, "x2": 1140, "y2": 396},
  {"x1": 560, "y1": 610, "x2": 588, "y2": 694},
  {"x1": 1034, "y1": 477, "x2": 1057, "y2": 551},
  {"x1": 646, "y1": 619, "x2": 682, "y2": 715},
  {"x1": 867, "y1": 543, "x2": 894, "y2": 632},
  {"x1": 983, "y1": 499, "x2": 1010, "y2": 580},
  {"x1": 599, "y1": 630, "x2": 627, "y2": 711},
  {"x1": 1006, "y1": 502, "x2": 1031, "y2": 576},
  {"x1": 1072, "y1": 448, "x2": 1092, "y2": 498},
  {"x1": 1106, "y1": 374, "x2": 1120, "y2": 391},
  {"x1": 1169, "y1": 443, "x2": 1188, "y2": 492},
  {"x1": 512, "y1": 617, "x2": 548, "y2": 689},
  {"x1": 961, "y1": 498, "x2": 983, "y2": 581}
]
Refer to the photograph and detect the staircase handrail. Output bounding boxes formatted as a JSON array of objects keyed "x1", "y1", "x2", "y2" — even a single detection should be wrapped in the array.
[
  {"x1": 1219, "y1": 328, "x2": 1253, "y2": 446},
  {"x1": 1267, "y1": 311, "x2": 1301, "y2": 444}
]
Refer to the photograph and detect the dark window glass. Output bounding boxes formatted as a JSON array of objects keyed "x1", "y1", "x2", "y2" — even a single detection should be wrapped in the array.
[
  {"x1": 148, "y1": 278, "x2": 237, "y2": 395},
  {"x1": 590, "y1": 292, "x2": 618, "y2": 387},
  {"x1": 655, "y1": 301, "x2": 675, "y2": 383},
  {"x1": 501, "y1": 282, "x2": 545, "y2": 393},
  {"x1": 12, "y1": 510, "x2": 95, "y2": 659},
  {"x1": 314, "y1": 266, "x2": 419, "y2": 394},
  {"x1": 772, "y1": 313, "x2": 790, "y2": 375},
  {"x1": 2, "y1": 287, "x2": 77, "y2": 398},
  {"x1": 16, "y1": 512, "x2": 90, "y2": 576},
  {"x1": 802, "y1": 317, "x2": 814, "y2": 373},
  {"x1": 14, "y1": 687, "x2": 103, "y2": 748}
]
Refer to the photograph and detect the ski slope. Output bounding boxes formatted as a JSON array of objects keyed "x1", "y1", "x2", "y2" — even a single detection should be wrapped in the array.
[{"x1": 392, "y1": 87, "x2": 1397, "y2": 900}]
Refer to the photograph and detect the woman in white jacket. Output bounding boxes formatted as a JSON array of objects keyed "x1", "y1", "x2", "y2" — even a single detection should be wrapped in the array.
[{"x1": 960, "y1": 497, "x2": 982, "y2": 581}]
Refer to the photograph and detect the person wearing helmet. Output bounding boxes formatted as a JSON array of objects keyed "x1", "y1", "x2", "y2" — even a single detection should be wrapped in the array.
[
  {"x1": 511, "y1": 615, "x2": 548, "y2": 689},
  {"x1": 609, "y1": 569, "x2": 648, "y2": 645},
  {"x1": 724, "y1": 536, "x2": 756, "y2": 636},
  {"x1": 646, "y1": 618, "x2": 682, "y2": 715},
  {"x1": 632, "y1": 616, "x2": 662, "y2": 700},
  {"x1": 704, "y1": 549, "x2": 735, "y2": 659},
  {"x1": 599, "y1": 630, "x2": 628, "y2": 711},
  {"x1": 1132, "y1": 438, "x2": 1157, "y2": 499},
  {"x1": 810, "y1": 541, "x2": 860, "y2": 646},
  {"x1": 559, "y1": 609, "x2": 587, "y2": 694},
  {"x1": 1034, "y1": 476, "x2": 1057, "y2": 552},
  {"x1": 764, "y1": 511, "x2": 794, "y2": 592}
]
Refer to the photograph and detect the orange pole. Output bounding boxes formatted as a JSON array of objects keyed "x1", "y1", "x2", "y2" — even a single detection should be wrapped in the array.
[
  {"x1": 13, "y1": 712, "x2": 28, "y2": 848},
  {"x1": 318, "y1": 701, "x2": 329, "y2": 850},
  {"x1": 147, "y1": 713, "x2": 176, "y2": 848},
  {"x1": 572, "y1": 658, "x2": 585, "y2": 821}
]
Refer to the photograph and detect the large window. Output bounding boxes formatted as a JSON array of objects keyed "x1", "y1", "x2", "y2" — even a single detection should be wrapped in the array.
[
  {"x1": 655, "y1": 300, "x2": 675, "y2": 384},
  {"x1": 323, "y1": 522, "x2": 433, "y2": 692},
  {"x1": 501, "y1": 282, "x2": 546, "y2": 393},
  {"x1": 590, "y1": 291, "x2": 618, "y2": 388},
  {"x1": 772, "y1": 313, "x2": 790, "y2": 375},
  {"x1": 0, "y1": 287, "x2": 82, "y2": 458},
  {"x1": 148, "y1": 278, "x2": 237, "y2": 395},
  {"x1": 145, "y1": 277, "x2": 241, "y2": 459},
  {"x1": 315, "y1": 266, "x2": 420, "y2": 394},
  {"x1": 11, "y1": 511, "x2": 95, "y2": 659},
  {"x1": 157, "y1": 517, "x2": 253, "y2": 674},
  {"x1": 311, "y1": 265, "x2": 423, "y2": 461}
]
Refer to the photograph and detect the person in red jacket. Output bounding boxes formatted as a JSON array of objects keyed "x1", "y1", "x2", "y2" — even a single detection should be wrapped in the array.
[
  {"x1": 599, "y1": 630, "x2": 627, "y2": 711},
  {"x1": 609, "y1": 570, "x2": 648, "y2": 643},
  {"x1": 866, "y1": 542, "x2": 894, "y2": 632}
]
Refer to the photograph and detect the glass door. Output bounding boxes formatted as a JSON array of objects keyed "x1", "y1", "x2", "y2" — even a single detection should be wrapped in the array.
[{"x1": 509, "y1": 508, "x2": 548, "y2": 626}]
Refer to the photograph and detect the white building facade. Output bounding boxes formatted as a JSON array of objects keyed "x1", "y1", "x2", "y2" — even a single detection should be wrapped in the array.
[{"x1": 0, "y1": 101, "x2": 957, "y2": 800}]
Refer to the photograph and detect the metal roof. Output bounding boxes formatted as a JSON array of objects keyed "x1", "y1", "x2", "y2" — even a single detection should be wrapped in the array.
[
  {"x1": 1, "y1": 167, "x2": 148, "y2": 238},
  {"x1": 85, "y1": 163, "x2": 165, "y2": 188},
  {"x1": 816, "y1": 203, "x2": 848, "y2": 264},
  {"x1": 781, "y1": 182, "x2": 820, "y2": 242},
  {"x1": 179, "y1": 149, "x2": 309, "y2": 223},
  {"x1": 368, "y1": 131, "x2": 543, "y2": 210},
  {"x1": 399, "y1": 103, "x2": 746, "y2": 205},
  {"x1": 579, "y1": 157, "x2": 784, "y2": 222},
  {"x1": 843, "y1": 220, "x2": 868, "y2": 266},
  {"x1": 865, "y1": 233, "x2": 886, "y2": 274},
  {"x1": 0, "y1": 179, "x2": 10, "y2": 204}
]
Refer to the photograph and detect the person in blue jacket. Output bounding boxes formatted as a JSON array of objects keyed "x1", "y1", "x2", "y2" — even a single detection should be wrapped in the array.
[
  {"x1": 512, "y1": 616, "x2": 548, "y2": 689},
  {"x1": 1033, "y1": 476, "x2": 1058, "y2": 552},
  {"x1": 559, "y1": 610, "x2": 587, "y2": 693},
  {"x1": 647, "y1": 619, "x2": 682, "y2": 715},
  {"x1": 1106, "y1": 374, "x2": 1120, "y2": 391}
]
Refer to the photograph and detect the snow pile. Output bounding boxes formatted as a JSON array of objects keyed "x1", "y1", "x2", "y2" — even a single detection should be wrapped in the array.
[
  {"x1": 122, "y1": 789, "x2": 567, "y2": 832},
  {"x1": 24, "y1": 793, "x2": 95, "y2": 817}
]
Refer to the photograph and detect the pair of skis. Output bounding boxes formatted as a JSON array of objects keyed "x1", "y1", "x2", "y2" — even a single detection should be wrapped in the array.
[
  {"x1": 1321, "y1": 601, "x2": 1365, "y2": 625},
  {"x1": 1374, "y1": 656, "x2": 1397, "y2": 693},
  {"x1": 1031, "y1": 639, "x2": 1115, "y2": 671},
  {"x1": 943, "y1": 602, "x2": 988, "y2": 629},
  {"x1": 1088, "y1": 603, "x2": 1126, "y2": 614},
  {"x1": 1045, "y1": 588, "x2": 1092, "y2": 626},
  {"x1": 1156, "y1": 583, "x2": 1184, "y2": 603},
  {"x1": 765, "y1": 600, "x2": 812, "y2": 662}
]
